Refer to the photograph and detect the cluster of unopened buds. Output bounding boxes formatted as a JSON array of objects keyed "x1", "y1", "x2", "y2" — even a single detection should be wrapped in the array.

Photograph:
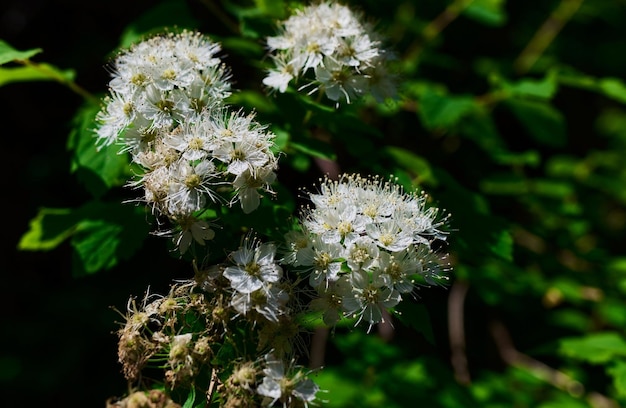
[{"x1": 96, "y1": 3, "x2": 451, "y2": 407}]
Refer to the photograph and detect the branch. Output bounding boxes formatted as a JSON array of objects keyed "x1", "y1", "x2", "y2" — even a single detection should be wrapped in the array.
[
  {"x1": 513, "y1": 0, "x2": 584, "y2": 74},
  {"x1": 448, "y1": 279, "x2": 471, "y2": 385},
  {"x1": 404, "y1": 0, "x2": 475, "y2": 63},
  {"x1": 489, "y1": 319, "x2": 619, "y2": 408}
]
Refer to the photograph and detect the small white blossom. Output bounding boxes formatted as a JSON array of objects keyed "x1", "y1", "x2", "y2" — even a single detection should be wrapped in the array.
[
  {"x1": 257, "y1": 353, "x2": 320, "y2": 407},
  {"x1": 223, "y1": 236, "x2": 283, "y2": 294},
  {"x1": 343, "y1": 269, "x2": 402, "y2": 333}
]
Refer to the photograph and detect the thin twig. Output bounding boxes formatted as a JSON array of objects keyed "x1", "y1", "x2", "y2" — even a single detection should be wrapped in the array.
[
  {"x1": 513, "y1": 0, "x2": 584, "y2": 74},
  {"x1": 18, "y1": 59, "x2": 99, "y2": 105},
  {"x1": 489, "y1": 319, "x2": 618, "y2": 408},
  {"x1": 309, "y1": 326, "x2": 329, "y2": 369},
  {"x1": 404, "y1": 0, "x2": 475, "y2": 63},
  {"x1": 198, "y1": 0, "x2": 240, "y2": 35},
  {"x1": 206, "y1": 367, "x2": 219, "y2": 404},
  {"x1": 448, "y1": 279, "x2": 471, "y2": 385}
]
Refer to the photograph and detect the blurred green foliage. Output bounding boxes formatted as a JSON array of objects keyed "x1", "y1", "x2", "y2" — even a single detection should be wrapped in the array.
[{"x1": 3, "y1": 0, "x2": 626, "y2": 406}]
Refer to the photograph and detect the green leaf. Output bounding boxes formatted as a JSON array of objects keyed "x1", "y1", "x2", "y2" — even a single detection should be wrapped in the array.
[
  {"x1": 505, "y1": 99, "x2": 567, "y2": 147},
  {"x1": 492, "y1": 150, "x2": 540, "y2": 167},
  {"x1": 559, "y1": 332, "x2": 626, "y2": 364},
  {"x1": 463, "y1": 0, "x2": 507, "y2": 27},
  {"x1": 18, "y1": 201, "x2": 150, "y2": 276},
  {"x1": 0, "y1": 63, "x2": 75, "y2": 87},
  {"x1": 500, "y1": 73, "x2": 559, "y2": 100},
  {"x1": 118, "y1": 0, "x2": 199, "y2": 48},
  {"x1": 555, "y1": 69, "x2": 626, "y2": 105},
  {"x1": 68, "y1": 103, "x2": 132, "y2": 197},
  {"x1": 0, "y1": 40, "x2": 42, "y2": 65},
  {"x1": 457, "y1": 111, "x2": 507, "y2": 155},
  {"x1": 225, "y1": 90, "x2": 276, "y2": 113},
  {"x1": 221, "y1": 37, "x2": 265, "y2": 58},
  {"x1": 69, "y1": 201, "x2": 150, "y2": 276},
  {"x1": 608, "y1": 359, "x2": 626, "y2": 398},
  {"x1": 480, "y1": 174, "x2": 528, "y2": 195},
  {"x1": 434, "y1": 168, "x2": 513, "y2": 261},
  {"x1": 598, "y1": 78, "x2": 626, "y2": 104},
  {"x1": 182, "y1": 386, "x2": 196, "y2": 408},
  {"x1": 418, "y1": 88, "x2": 477, "y2": 130},
  {"x1": 72, "y1": 220, "x2": 124, "y2": 274},
  {"x1": 17, "y1": 208, "x2": 77, "y2": 251},
  {"x1": 253, "y1": 0, "x2": 286, "y2": 18},
  {"x1": 289, "y1": 139, "x2": 337, "y2": 160},
  {"x1": 488, "y1": 229, "x2": 513, "y2": 262},
  {"x1": 383, "y1": 146, "x2": 436, "y2": 186}
]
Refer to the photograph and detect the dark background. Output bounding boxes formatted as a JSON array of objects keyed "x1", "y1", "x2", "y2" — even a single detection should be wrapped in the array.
[
  {"x1": 1, "y1": 1, "x2": 185, "y2": 405},
  {"x1": 3, "y1": 0, "x2": 626, "y2": 407}
]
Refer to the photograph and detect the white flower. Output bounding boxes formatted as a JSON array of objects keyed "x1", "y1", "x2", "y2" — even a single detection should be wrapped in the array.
[
  {"x1": 309, "y1": 277, "x2": 352, "y2": 326},
  {"x1": 223, "y1": 237, "x2": 283, "y2": 294},
  {"x1": 257, "y1": 353, "x2": 320, "y2": 407},
  {"x1": 231, "y1": 284, "x2": 289, "y2": 322},
  {"x1": 297, "y1": 241, "x2": 345, "y2": 288},
  {"x1": 375, "y1": 250, "x2": 419, "y2": 294},
  {"x1": 166, "y1": 159, "x2": 219, "y2": 215},
  {"x1": 365, "y1": 220, "x2": 413, "y2": 252},
  {"x1": 262, "y1": 55, "x2": 297, "y2": 93},
  {"x1": 232, "y1": 167, "x2": 277, "y2": 214},
  {"x1": 342, "y1": 269, "x2": 402, "y2": 332},
  {"x1": 314, "y1": 56, "x2": 368, "y2": 104},
  {"x1": 163, "y1": 118, "x2": 216, "y2": 161},
  {"x1": 302, "y1": 200, "x2": 363, "y2": 245},
  {"x1": 282, "y1": 228, "x2": 313, "y2": 266},
  {"x1": 95, "y1": 91, "x2": 136, "y2": 148},
  {"x1": 173, "y1": 216, "x2": 216, "y2": 255},
  {"x1": 345, "y1": 236, "x2": 379, "y2": 272}
]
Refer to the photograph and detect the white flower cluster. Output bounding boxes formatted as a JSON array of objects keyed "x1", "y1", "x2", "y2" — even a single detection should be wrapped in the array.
[
  {"x1": 263, "y1": 1, "x2": 396, "y2": 104},
  {"x1": 94, "y1": 30, "x2": 279, "y2": 253},
  {"x1": 284, "y1": 174, "x2": 451, "y2": 331}
]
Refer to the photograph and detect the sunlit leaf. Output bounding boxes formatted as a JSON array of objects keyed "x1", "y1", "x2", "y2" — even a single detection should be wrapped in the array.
[
  {"x1": 182, "y1": 386, "x2": 196, "y2": 408},
  {"x1": 463, "y1": 0, "x2": 507, "y2": 27},
  {"x1": 67, "y1": 103, "x2": 133, "y2": 197},
  {"x1": 598, "y1": 78, "x2": 626, "y2": 104},
  {"x1": 608, "y1": 359, "x2": 626, "y2": 398},
  {"x1": 383, "y1": 146, "x2": 436, "y2": 186},
  {"x1": 0, "y1": 63, "x2": 75, "y2": 86},
  {"x1": 17, "y1": 208, "x2": 77, "y2": 251},
  {"x1": 0, "y1": 39, "x2": 42, "y2": 64},
  {"x1": 418, "y1": 88, "x2": 477, "y2": 130},
  {"x1": 559, "y1": 332, "x2": 626, "y2": 364},
  {"x1": 500, "y1": 73, "x2": 559, "y2": 100}
]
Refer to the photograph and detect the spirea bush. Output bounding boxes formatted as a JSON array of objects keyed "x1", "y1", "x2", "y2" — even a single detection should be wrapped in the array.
[
  {"x1": 17, "y1": 2, "x2": 451, "y2": 406},
  {"x1": 15, "y1": 0, "x2": 626, "y2": 407}
]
